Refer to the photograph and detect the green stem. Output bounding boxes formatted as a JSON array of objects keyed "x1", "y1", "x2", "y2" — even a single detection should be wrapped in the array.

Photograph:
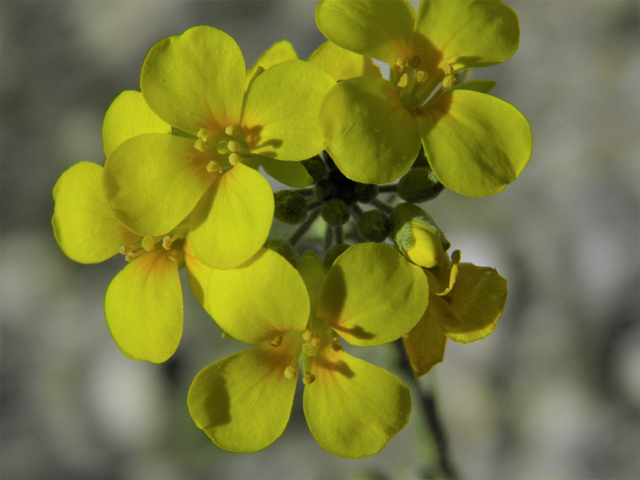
[
  {"x1": 289, "y1": 208, "x2": 321, "y2": 246},
  {"x1": 394, "y1": 340, "x2": 459, "y2": 480}
]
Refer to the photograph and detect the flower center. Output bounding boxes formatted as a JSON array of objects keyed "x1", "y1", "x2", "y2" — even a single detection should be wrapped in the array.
[
  {"x1": 119, "y1": 229, "x2": 186, "y2": 263},
  {"x1": 195, "y1": 125, "x2": 251, "y2": 176}
]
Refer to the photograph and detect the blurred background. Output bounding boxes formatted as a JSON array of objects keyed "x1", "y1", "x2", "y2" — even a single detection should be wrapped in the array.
[{"x1": 1, "y1": 1, "x2": 638, "y2": 479}]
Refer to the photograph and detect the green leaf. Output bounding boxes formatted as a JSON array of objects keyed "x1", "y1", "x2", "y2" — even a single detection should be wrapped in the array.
[
  {"x1": 304, "y1": 346, "x2": 411, "y2": 458},
  {"x1": 188, "y1": 162, "x2": 274, "y2": 269},
  {"x1": 308, "y1": 40, "x2": 381, "y2": 81},
  {"x1": 141, "y1": 26, "x2": 245, "y2": 137},
  {"x1": 205, "y1": 248, "x2": 309, "y2": 345},
  {"x1": 188, "y1": 337, "x2": 300, "y2": 453},
  {"x1": 320, "y1": 76, "x2": 421, "y2": 184},
  {"x1": 242, "y1": 60, "x2": 335, "y2": 161},
  {"x1": 52, "y1": 162, "x2": 141, "y2": 264},
  {"x1": 315, "y1": 0, "x2": 416, "y2": 66},
  {"x1": 417, "y1": 90, "x2": 532, "y2": 197},
  {"x1": 441, "y1": 263, "x2": 508, "y2": 343},
  {"x1": 415, "y1": 0, "x2": 520, "y2": 71},
  {"x1": 102, "y1": 91, "x2": 170, "y2": 159},
  {"x1": 259, "y1": 156, "x2": 313, "y2": 188},
  {"x1": 104, "y1": 249, "x2": 182, "y2": 363},
  {"x1": 103, "y1": 133, "x2": 213, "y2": 236},
  {"x1": 318, "y1": 243, "x2": 428, "y2": 346},
  {"x1": 246, "y1": 40, "x2": 298, "y2": 86}
]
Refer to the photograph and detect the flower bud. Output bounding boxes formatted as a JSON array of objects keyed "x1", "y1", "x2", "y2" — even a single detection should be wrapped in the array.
[
  {"x1": 274, "y1": 190, "x2": 307, "y2": 224},
  {"x1": 321, "y1": 199, "x2": 350, "y2": 226},
  {"x1": 397, "y1": 167, "x2": 444, "y2": 203},
  {"x1": 323, "y1": 244, "x2": 350, "y2": 272},
  {"x1": 301, "y1": 156, "x2": 327, "y2": 183},
  {"x1": 264, "y1": 239, "x2": 299, "y2": 267},
  {"x1": 357, "y1": 210, "x2": 392, "y2": 242},
  {"x1": 354, "y1": 183, "x2": 378, "y2": 203},
  {"x1": 391, "y1": 203, "x2": 449, "y2": 269}
]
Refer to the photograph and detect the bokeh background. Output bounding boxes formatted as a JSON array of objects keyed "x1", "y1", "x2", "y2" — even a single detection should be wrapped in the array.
[{"x1": 1, "y1": 1, "x2": 638, "y2": 479}]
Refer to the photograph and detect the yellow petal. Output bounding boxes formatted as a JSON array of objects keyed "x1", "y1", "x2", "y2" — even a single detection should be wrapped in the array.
[{"x1": 104, "y1": 249, "x2": 182, "y2": 363}]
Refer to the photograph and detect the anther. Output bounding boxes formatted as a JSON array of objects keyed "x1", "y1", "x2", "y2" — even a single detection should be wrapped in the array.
[
  {"x1": 416, "y1": 70, "x2": 428, "y2": 84},
  {"x1": 396, "y1": 57, "x2": 409, "y2": 69},
  {"x1": 302, "y1": 343, "x2": 318, "y2": 357},
  {"x1": 217, "y1": 141, "x2": 229, "y2": 155},
  {"x1": 331, "y1": 340, "x2": 343, "y2": 352},
  {"x1": 227, "y1": 140, "x2": 242, "y2": 153},
  {"x1": 194, "y1": 138, "x2": 208, "y2": 152},
  {"x1": 303, "y1": 330, "x2": 314, "y2": 342},
  {"x1": 228, "y1": 153, "x2": 240, "y2": 166},
  {"x1": 444, "y1": 64, "x2": 454, "y2": 75},
  {"x1": 303, "y1": 373, "x2": 316, "y2": 385},
  {"x1": 270, "y1": 335, "x2": 283, "y2": 347},
  {"x1": 443, "y1": 75, "x2": 455, "y2": 89},
  {"x1": 284, "y1": 366, "x2": 298, "y2": 380},
  {"x1": 206, "y1": 160, "x2": 223, "y2": 174},
  {"x1": 162, "y1": 236, "x2": 173, "y2": 250},
  {"x1": 225, "y1": 125, "x2": 241, "y2": 137},
  {"x1": 141, "y1": 236, "x2": 155, "y2": 252},
  {"x1": 309, "y1": 336, "x2": 321, "y2": 347},
  {"x1": 397, "y1": 73, "x2": 409, "y2": 88},
  {"x1": 119, "y1": 245, "x2": 133, "y2": 255}
]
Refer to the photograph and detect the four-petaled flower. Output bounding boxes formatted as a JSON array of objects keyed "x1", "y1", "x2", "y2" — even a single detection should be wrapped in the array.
[
  {"x1": 316, "y1": 0, "x2": 533, "y2": 196},
  {"x1": 103, "y1": 26, "x2": 335, "y2": 269},
  {"x1": 188, "y1": 243, "x2": 428, "y2": 458}
]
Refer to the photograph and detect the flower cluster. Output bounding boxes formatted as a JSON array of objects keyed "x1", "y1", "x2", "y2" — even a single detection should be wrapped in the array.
[{"x1": 52, "y1": 0, "x2": 531, "y2": 459}]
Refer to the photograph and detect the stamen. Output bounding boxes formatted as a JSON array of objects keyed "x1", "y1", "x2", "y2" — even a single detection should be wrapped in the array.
[
  {"x1": 270, "y1": 335, "x2": 283, "y2": 347},
  {"x1": 442, "y1": 75, "x2": 455, "y2": 89},
  {"x1": 443, "y1": 63, "x2": 454, "y2": 75},
  {"x1": 217, "y1": 141, "x2": 229, "y2": 155},
  {"x1": 125, "y1": 249, "x2": 146, "y2": 262},
  {"x1": 196, "y1": 128, "x2": 210, "y2": 142},
  {"x1": 141, "y1": 236, "x2": 155, "y2": 252},
  {"x1": 167, "y1": 250, "x2": 181, "y2": 263},
  {"x1": 303, "y1": 330, "x2": 313, "y2": 342},
  {"x1": 206, "y1": 160, "x2": 223, "y2": 174},
  {"x1": 331, "y1": 339, "x2": 343, "y2": 352},
  {"x1": 302, "y1": 343, "x2": 318, "y2": 357},
  {"x1": 194, "y1": 138, "x2": 208, "y2": 152},
  {"x1": 416, "y1": 70, "x2": 428, "y2": 84},
  {"x1": 227, "y1": 140, "x2": 242, "y2": 153},
  {"x1": 119, "y1": 245, "x2": 134, "y2": 255},
  {"x1": 396, "y1": 57, "x2": 409, "y2": 69},
  {"x1": 303, "y1": 373, "x2": 316, "y2": 385},
  {"x1": 225, "y1": 125, "x2": 241, "y2": 137},
  {"x1": 397, "y1": 73, "x2": 409, "y2": 88},
  {"x1": 284, "y1": 366, "x2": 298, "y2": 380},
  {"x1": 162, "y1": 236, "x2": 173, "y2": 250},
  {"x1": 228, "y1": 153, "x2": 240, "y2": 166}
]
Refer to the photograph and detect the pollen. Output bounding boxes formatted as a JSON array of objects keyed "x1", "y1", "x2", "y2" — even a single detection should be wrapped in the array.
[
  {"x1": 206, "y1": 160, "x2": 223, "y2": 174},
  {"x1": 270, "y1": 335, "x2": 283, "y2": 347},
  {"x1": 442, "y1": 74, "x2": 455, "y2": 89},
  {"x1": 217, "y1": 140, "x2": 229, "y2": 155},
  {"x1": 284, "y1": 366, "x2": 298, "y2": 380},
  {"x1": 119, "y1": 245, "x2": 133, "y2": 255},
  {"x1": 225, "y1": 125, "x2": 242, "y2": 137},
  {"x1": 228, "y1": 153, "x2": 240, "y2": 166},
  {"x1": 397, "y1": 73, "x2": 409, "y2": 88},
  {"x1": 303, "y1": 373, "x2": 316, "y2": 385},
  {"x1": 416, "y1": 70, "x2": 428, "y2": 84},
  {"x1": 194, "y1": 138, "x2": 209, "y2": 152},
  {"x1": 396, "y1": 57, "x2": 409, "y2": 69},
  {"x1": 162, "y1": 236, "x2": 173, "y2": 250},
  {"x1": 141, "y1": 236, "x2": 155, "y2": 252},
  {"x1": 227, "y1": 140, "x2": 242, "y2": 153},
  {"x1": 303, "y1": 330, "x2": 313, "y2": 342},
  {"x1": 302, "y1": 343, "x2": 318, "y2": 357}
]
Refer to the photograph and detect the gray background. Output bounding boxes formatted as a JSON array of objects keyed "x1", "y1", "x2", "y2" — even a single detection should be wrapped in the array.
[{"x1": 1, "y1": 1, "x2": 638, "y2": 479}]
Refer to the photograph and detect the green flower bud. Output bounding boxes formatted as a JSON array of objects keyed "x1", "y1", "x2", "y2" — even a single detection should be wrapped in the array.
[
  {"x1": 323, "y1": 243, "x2": 350, "y2": 272},
  {"x1": 264, "y1": 239, "x2": 299, "y2": 267},
  {"x1": 314, "y1": 178, "x2": 337, "y2": 202},
  {"x1": 357, "y1": 210, "x2": 392, "y2": 242},
  {"x1": 274, "y1": 190, "x2": 307, "y2": 224},
  {"x1": 354, "y1": 183, "x2": 378, "y2": 203},
  {"x1": 397, "y1": 167, "x2": 445, "y2": 203},
  {"x1": 321, "y1": 199, "x2": 350, "y2": 226},
  {"x1": 391, "y1": 203, "x2": 449, "y2": 269},
  {"x1": 301, "y1": 156, "x2": 327, "y2": 183}
]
